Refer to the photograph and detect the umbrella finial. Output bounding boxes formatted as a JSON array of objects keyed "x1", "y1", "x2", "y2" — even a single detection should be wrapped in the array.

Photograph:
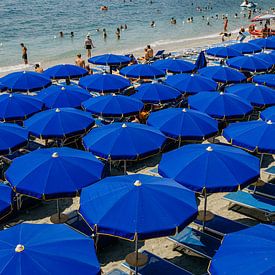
[
  {"x1": 219, "y1": 91, "x2": 224, "y2": 95},
  {"x1": 182, "y1": 108, "x2": 187, "y2": 112},
  {"x1": 52, "y1": 152, "x2": 59, "y2": 158},
  {"x1": 112, "y1": 93, "x2": 116, "y2": 96},
  {"x1": 23, "y1": 71, "x2": 26, "y2": 74},
  {"x1": 267, "y1": 120, "x2": 272, "y2": 125},
  {"x1": 9, "y1": 94, "x2": 13, "y2": 98},
  {"x1": 55, "y1": 108, "x2": 61, "y2": 113},
  {"x1": 255, "y1": 83, "x2": 259, "y2": 86},
  {"x1": 122, "y1": 123, "x2": 127, "y2": 128},
  {"x1": 134, "y1": 180, "x2": 142, "y2": 187},
  {"x1": 191, "y1": 73, "x2": 194, "y2": 77},
  {"x1": 61, "y1": 87, "x2": 66, "y2": 91},
  {"x1": 15, "y1": 244, "x2": 24, "y2": 253},
  {"x1": 206, "y1": 146, "x2": 213, "y2": 152}
]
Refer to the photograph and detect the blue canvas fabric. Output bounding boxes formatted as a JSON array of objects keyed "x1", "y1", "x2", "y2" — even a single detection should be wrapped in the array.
[
  {"x1": 158, "y1": 143, "x2": 260, "y2": 193},
  {"x1": 194, "y1": 51, "x2": 207, "y2": 70},
  {"x1": 209, "y1": 224, "x2": 275, "y2": 275},
  {"x1": 83, "y1": 122, "x2": 166, "y2": 160},
  {"x1": 120, "y1": 64, "x2": 165, "y2": 79},
  {"x1": 0, "y1": 123, "x2": 29, "y2": 154},
  {"x1": 223, "y1": 120, "x2": 275, "y2": 154},
  {"x1": 89, "y1": 54, "x2": 131, "y2": 65},
  {"x1": 249, "y1": 38, "x2": 275, "y2": 50},
  {"x1": 79, "y1": 74, "x2": 131, "y2": 93},
  {"x1": 24, "y1": 107, "x2": 95, "y2": 139},
  {"x1": 5, "y1": 147, "x2": 104, "y2": 199},
  {"x1": 0, "y1": 71, "x2": 51, "y2": 92},
  {"x1": 44, "y1": 64, "x2": 88, "y2": 79},
  {"x1": 260, "y1": 106, "x2": 275, "y2": 121},
  {"x1": 188, "y1": 91, "x2": 253, "y2": 119},
  {"x1": 37, "y1": 84, "x2": 91, "y2": 109},
  {"x1": 152, "y1": 58, "x2": 195, "y2": 73},
  {"x1": 0, "y1": 183, "x2": 13, "y2": 218},
  {"x1": 165, "y1": 73, "x2": 217, "y2": 94},
  {"x1": 254, "y1": 52, "x2": 275, "y2": 64},
  {"x1": 0, "y1": 93, "x2": 43, "y2": 121},
  {"x1": 132, "y1": 83, "x2": 182, "y2": 104},
  {"x1": 147, "y1": 108, "x2": 218, "y2": 140},
  {"x1": 226, "y1": 83, "x2": 275, "y2": 108},
  {"x1": 228, "y1": 42, "x2": 262, "y2": 54},
  {"x1": 0, "y1": 223, "x2": 100, "y2": 275},
  {"x1": 79, "y1": 174, "x2": 198, "y2": 240},
  {"x1": 82, "y1": 94, "x2": 143, "y2": 118},
  {"x1": 198, "y1": 66, "x2": 246, "y2": 84},
  {"x1": 253, "y1": 74, "x2": 275, "y2": 88},
  {"x1": 206, "y1": 46, "x2": 243, "y2": 58}
]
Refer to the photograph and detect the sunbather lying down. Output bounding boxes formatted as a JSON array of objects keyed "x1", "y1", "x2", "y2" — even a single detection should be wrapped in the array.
[{"x1": 219, "y1": 32, "x2": 232, "y2": 42}]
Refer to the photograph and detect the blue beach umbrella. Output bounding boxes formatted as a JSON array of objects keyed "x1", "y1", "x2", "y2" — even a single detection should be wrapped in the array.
[
  {"x1": 228, "y1": 42, "x2": 262, "y2": 54},
  {"x1": 226, "y1": 55, "x2": 272, "y2": 72},
  {"x1": 5, "y1": 147, "x2": 104, "y2": 199},
  {"x1": 188, "y1": 91, "x2": 253, "y2": 120},
  {"x1": 0, "y1": 123, "x2": 28, "y2": 155},
  {"x1": 25, "y1": 108, "x2": 95, "y2": 139},
  {"x1": 44, "y1": 64, "x2": 88, "y2": 80},
  {"x1": 89, "y1": 54, "x2": 131, "y2": 66},
  {"x1": 0, "y1": 93, "x2": 43, "y2": 121},
  {"x1": 0, "y1": 82, "x2": 7, "y2": 92},
  {"x1": 194, "y1": 51, "x2": 207, "y2": 70},
  {"x1": 132, "y1": 83, "x2": 182, "y2": 104},
  {"x1": 0, "y1": 223, "x2": 101, "y2": 275},
  {"x1": 209, "y1": 224, "x2": 275, "y2": 275},
  {"x1": 82, "y1": 94, "x2": 144, "y2": 118},
  {"x1": 198, "y1": 66, "x2": 246, "y2": 84},
  {"x1": 158, "y1": 143, "x2": 259, "y2": 193},
  {"x1": 253, "y1": 74, "x2": 275, "y2": 88},
  {"x1": 206, "y1": 46, "x2": 243, "y2": 58},
  {"x1": 226, "y1": 83, "x2": 275, "y2": 108},
  {"x1": 37, "y1": 84, "x2": 91, "y2": 109},
  {"x1": 223, "y1": 120, "x2": 275, "y2": 154},
  {"x1": 0, "y1": 183, "x2": 14, "y2": 219},
  {"x1": 80, "y1": 174, "x2": 198, "y2": 241},
  {"x1": 0, "y1": 71, "x2": 51, "y2": 92},
  {"x1": 79, "y1": 74, "x2": 131, "y2": 94},
  {"x1": 152, "y1": 58, "x2": 195, "y2": 73},
  {"x1": 165, "y1": 73, "x2": 218, "y2": 94},
  {"x1": 260, "y1": 106, "x2": 275, "y2": 121},
  {"x1": 254, "y1": 52, "x2": 275, "y2": 66},
  {"x1": 120, "y1": 64, "x2": 165, "y2": 79},
  {"x1": 83, "y1": 122, "x2": 166, "y2": 161},
  {"x1": 147, "y1": 108, "x2": 218, "y2": 143},
  {"x1": 249, "y1": 38, "x2": 275, "y2": 50}
]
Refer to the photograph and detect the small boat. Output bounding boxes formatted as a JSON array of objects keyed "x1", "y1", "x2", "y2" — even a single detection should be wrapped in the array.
[{"x1": 240, "y1": 1, "x2": 257, "y2": 8}]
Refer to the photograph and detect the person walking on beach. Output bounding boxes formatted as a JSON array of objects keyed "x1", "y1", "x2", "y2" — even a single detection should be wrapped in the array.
[
  {"x1": 223, "y1": 17, "x2": 228, "y2": 32},
  {"x1": 20, "y1": 43, "x2": 28, "y2": 65},
  {"x1": 75, "y1": 54, "x2": 85, "y2": 68},
  {"x1": 84, "y1": 35, "x2": 95, "y2": 58}
]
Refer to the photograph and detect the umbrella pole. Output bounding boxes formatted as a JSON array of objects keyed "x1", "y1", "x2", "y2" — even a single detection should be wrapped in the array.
[
  {"x1": 202, "y1": 192, "x2": 207, "y2": 230},
  {"x1": 57, "y1": 199, "x2": 61, "y2": 220},
  {"x1": 124, "y1": 160, "x2": 127, "y2": 175},
  {"x1": 135, "y1": 237, "x2": 138, "y2": 275},
  {"x1": 178, "y1": 136, "x2": 181, "y2": 148},
  {"x1": 260, "y1": 154, "x2": 264, "y2": 168}
]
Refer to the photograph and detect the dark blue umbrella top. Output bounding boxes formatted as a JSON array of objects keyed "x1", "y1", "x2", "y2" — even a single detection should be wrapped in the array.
[
  {"x1": 228, "y1": 42, "x2": 262, "y2": 54},
  {"x1": 0, "y1": 71, "x2": 51, "y2": 92},
  {"x1": 206, "y1": 46, "x2": 243, "y2": 58},
  {"x1": 249, "y1": 38, "x2": 275, "y2": 50},
  {"x1": 120, "y1": 64, "x2": 165, "y2": 79},
  {"x1": 254, "y1": 52, "x2": 275, "y2": 65},
  {"x1": 194, "y1": 51, "x2": 207, "y2": 70},
  {"x1": 152, "y1": 58, "x2": 195, "y2": 73},
  {"x1": 253, "y1": 74, "x2": 275, "y2": 88},
  {"x1": 260, "y1": 106, "x2": 275, "y2": 122},
  {"x1": 89, "y1": 54, "x2": 131, "y2": 65}
]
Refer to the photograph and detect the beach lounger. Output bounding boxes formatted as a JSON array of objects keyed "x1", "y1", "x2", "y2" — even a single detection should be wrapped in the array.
[
  {"x1": 223, "y1": 191, "x2": 275, "y2": 222},
  {"x1": 107, "y1": 269, "x2": 127, "y2": 275},
  {"x1": 122, "y1": 250, "x2": 192, "y2": 275},
  {"x1": 194, "y1": 214, "x2": 248, "y2": 237},
  {"x1": 263, "y1": 166, "x2": 275, "y2": 177},
  {"x1": 246, "y1": 183, "x2": 275, "y2": 200},
  {"x1": 168, "y1": 227, "x2": 220, "y2": 260},
  {"x1": 149, "y1": 50, "x2": 165, "y2": 61}
]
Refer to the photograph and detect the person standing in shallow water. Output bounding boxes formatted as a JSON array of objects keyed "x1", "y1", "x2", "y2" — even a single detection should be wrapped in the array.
[
  {"x1": 223, "y1": 17, "x2": 228, "y2": 32},
  {"x1": 84, "y1": 35, "x2": 95, "y2": 58},
  {"x1": 20, "y1": 43, "x2": 28, "y2": 65}
]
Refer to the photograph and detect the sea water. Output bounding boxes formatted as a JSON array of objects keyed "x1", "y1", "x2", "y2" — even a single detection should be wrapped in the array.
[{"x1": 0, "y1": 0, "x2": 272, "y2": 69}]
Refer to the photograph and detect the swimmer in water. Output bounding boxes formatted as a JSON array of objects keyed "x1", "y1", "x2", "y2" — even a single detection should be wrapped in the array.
[
  {"x1": 170, "y1": 17, "x2": 176, "y2": 24},
  {"x1": 59, "y1": 31, "x2": 64, "y2": 38},
  {"x1": 100, "y1": 6, "x2": 108, "y2": 11},
  {"x1": 151, "y1": 21, "x2": 156, "y2": 27},
  {"x1": 84, "y1": 35, "x2": 95, "y2": 58},
  {"x1": 103, "y1": 28, "x2": 107, "y2": 39},
  {"x1": 116, "y1": 28, "x2": 121, "y2": 39},
  {"x1": 70, "y1": 32, "x2": 74, "y2": 37}
]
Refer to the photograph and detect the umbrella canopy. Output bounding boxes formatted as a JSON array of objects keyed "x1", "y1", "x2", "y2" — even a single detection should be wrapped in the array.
[
  {"x1": 152, "y1": 58, "x2": 195, "y2": 74},
  {"x1": 226, "y1": 55, "x2": 272, "y2": 72},
  {"x1": 188, "y1": 91, "x2": 253, "y2": 120},
  {"x1": 206, "y1": 46, "x2": 243, "y2": 58},
  {"x1": 249, "y1": 38, "x2": 275, "y2": 50},
  {"x1": 5, "y1": 147, "x2": 104, "y2": 199},
  {"x1": 0, "y1": 183, "x2": 14, "y2": 218},
  {"x1": 226, "y1": 83, "x2": 275, "y2": 108},
  {"x1": 0, "y1": 123, "x2": 28, "y2": 155},
  {"x1": 25, "y1": 107, "x2": 95, "y2": 139},
  {"x1": 131, "y1": 83, "x2": 182, "y2": 104},
  {"x1": 158, "y1": 143, "x2": 260, "y2": 193},
  {"x1": 223, "y1": 120, "x2": 275, "y2": 154},
  {"x1": 82, "y1": 94, "x2": 144, "y2": 118},
  {"x1": 37, "y1": 84, "x2": 91, "y2": 109},
  {"x1": 228, "y1": 42, "x2": 262, "y2": 54},
  {"x1": 79, "y1": 74, "x2": 131, "y2": 93},
  {"x1": 88, "y1": 54, "x2": 131, "y2": 66},
  {"x1": 80, "y1": 174, "x2": 198, "y2": 240},
  {"x1": 209, "y1": 224, "x2": 275, "y2": 275},
  {"x1": 147, "y1": 108, "x2": 218, "y2": 141},
  {"x1": 260, "y1": 106, "x2": 275, "y2": 121},
  {"x1": 194, "y1": 51, "x2": 207, "y2": 70},
  {"x1": 0, "y1": 93, "x2": 43, "y2": 121},
  {"x1": 165, "y1": 73, "x2": 218, "y2": 95},
  {"x1": 0, "y1": 223, "x2": 100, "y2": 275},
  {"x1": 0, "y1": 71, "x2": 51, "y2": 92},
  {"x1": 43, "y1": 64, "x2": 88, "y2": 80},
  {"x1": 253, "y1": 74, "x2": 275, "y2": 88},
  {"x1": 254, "y1": 52, "x2": 275, "y2": 65},
  {"x1": 198, "y1": 66, "x2": 246, "y2": 84},
  {"x1": 120, "y1": 64, "x2": 165, "y2": 79},
  {"x1": 83, "y1": 122, "x2": 166, "y2": 160}
]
